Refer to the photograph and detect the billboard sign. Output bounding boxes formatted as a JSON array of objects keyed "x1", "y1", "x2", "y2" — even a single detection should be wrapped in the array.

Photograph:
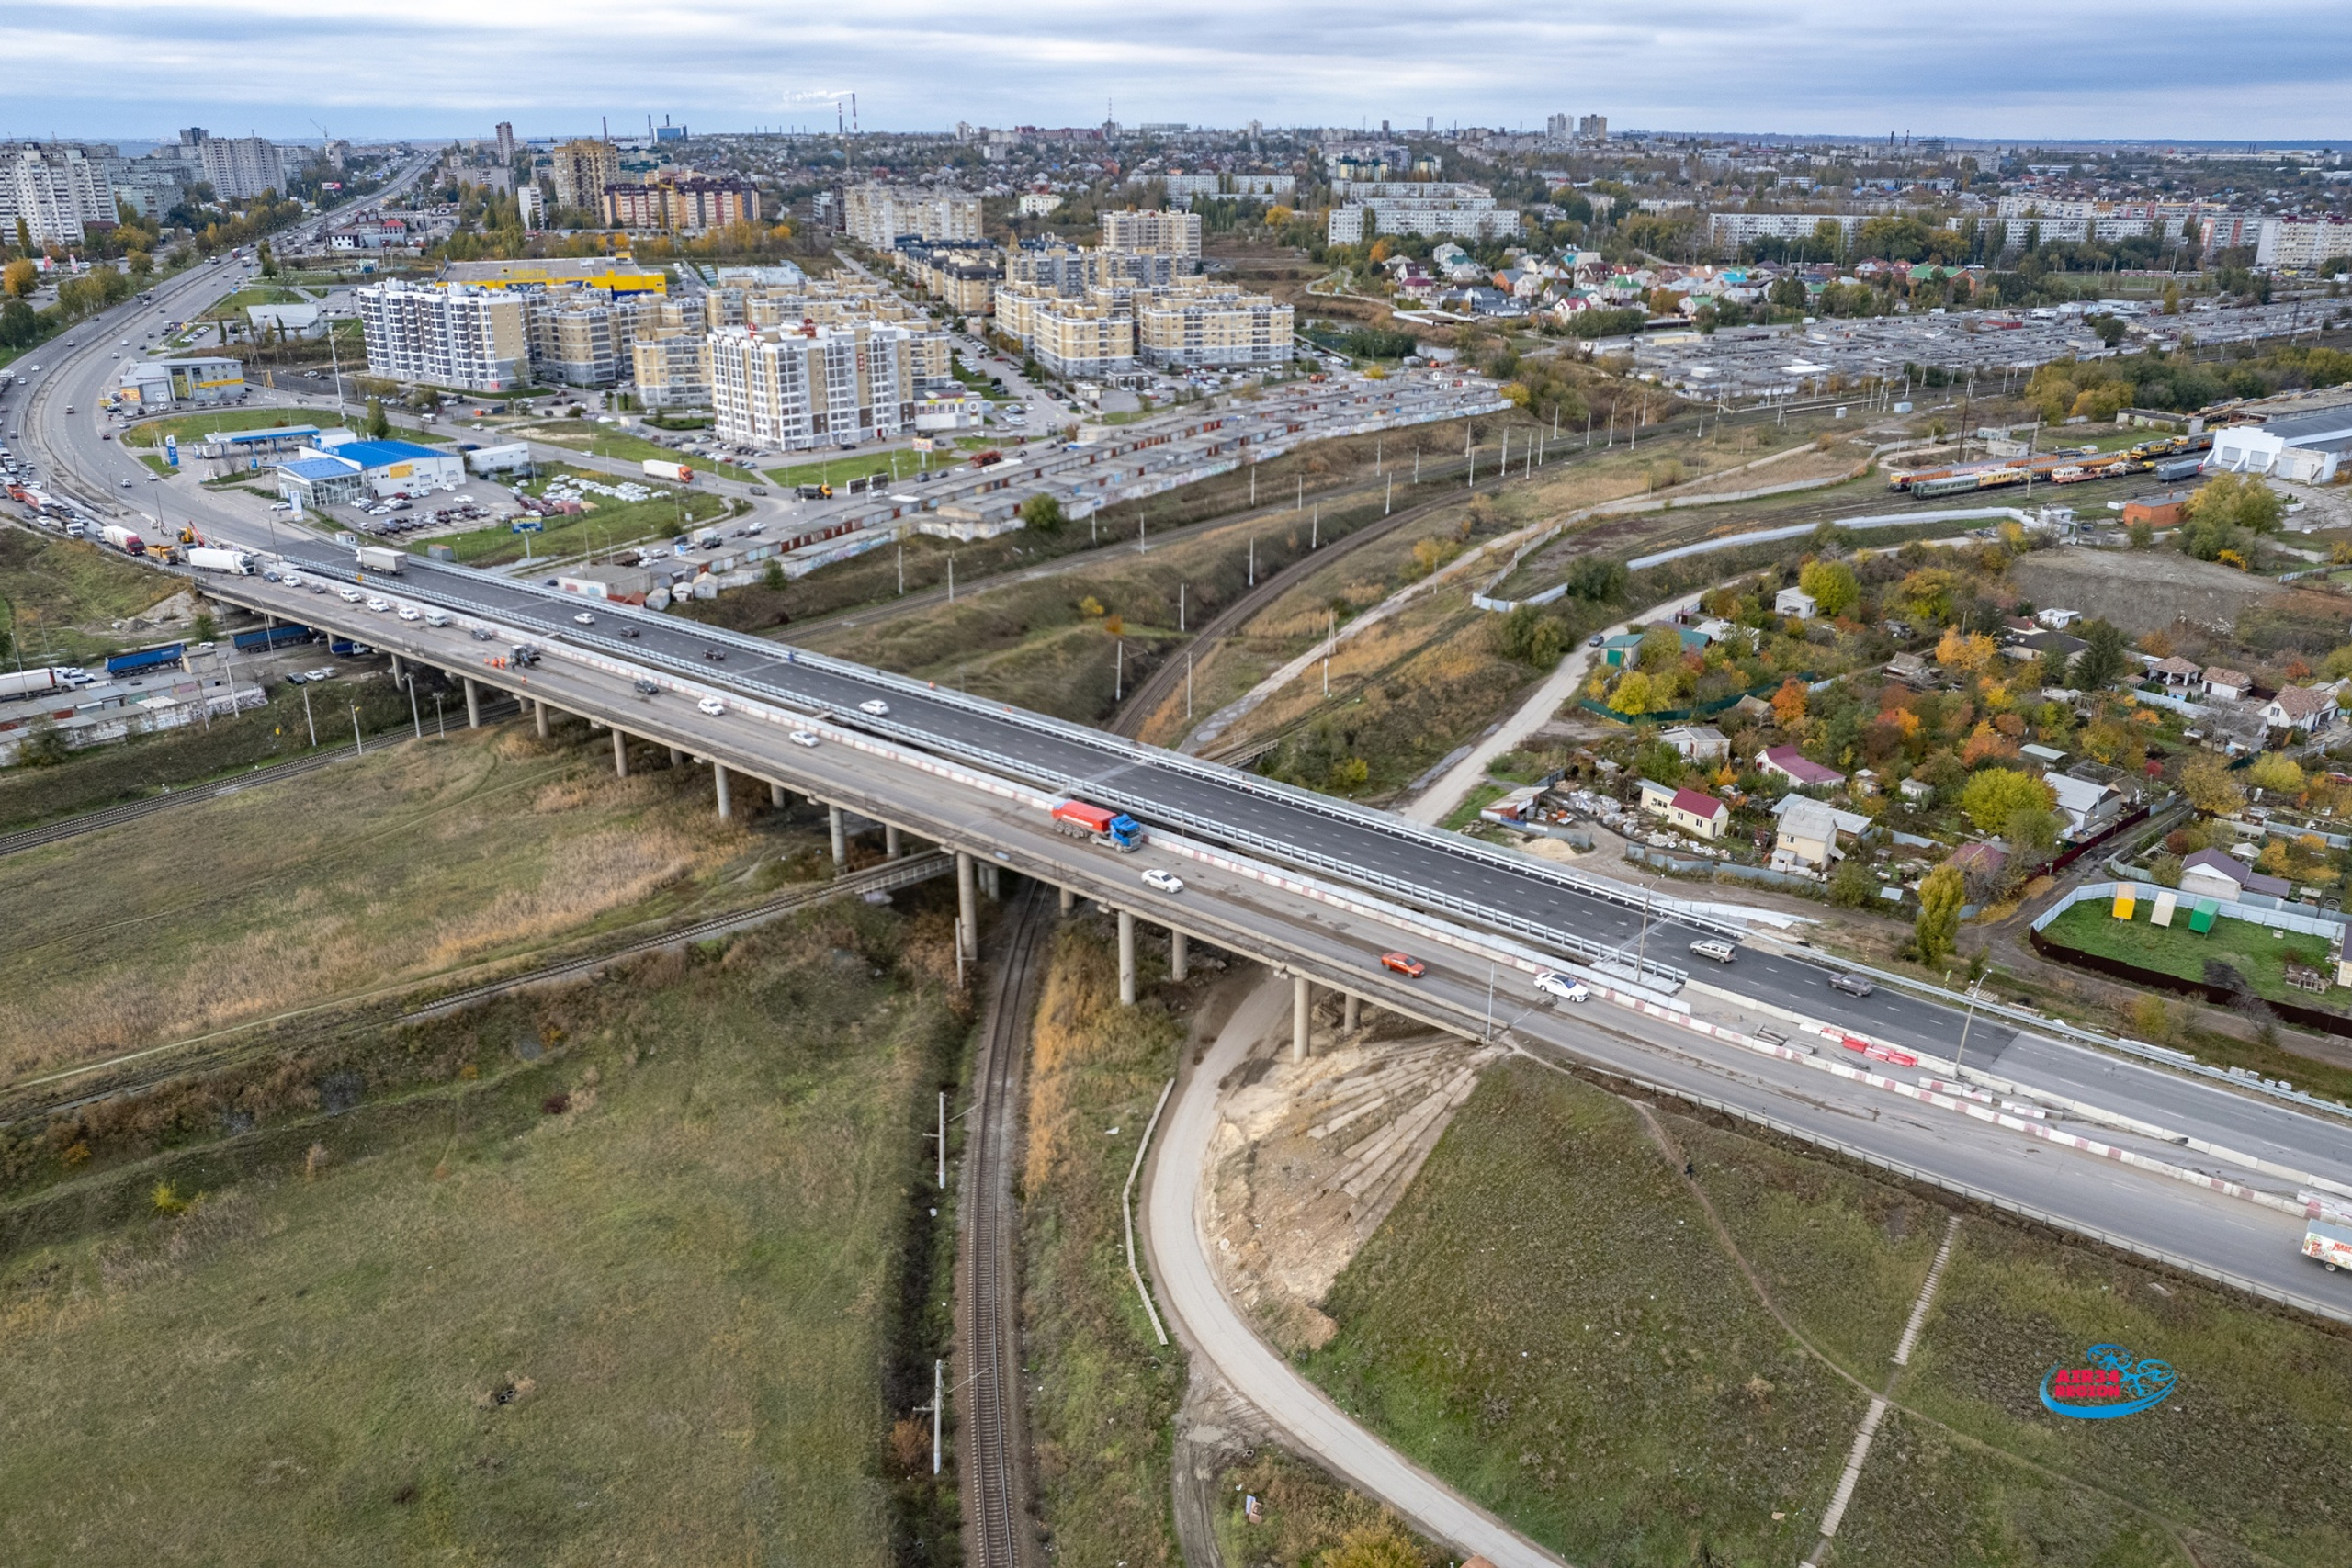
[{"x1": 2040, "y1": 1344, "x2": 2178, "y2": 1420}]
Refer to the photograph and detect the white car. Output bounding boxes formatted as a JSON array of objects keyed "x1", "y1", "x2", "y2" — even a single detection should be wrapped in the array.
[
  {"x1": 424, "y1": 611, "x2": 449, "y2": 627},
  {"x1": 366, "y1": 596, "x2": 392, "y2": 613},
  {"x1": 1533, "y1": 972, "x2": 1590, "y2": 1006},
  {"x1": 789, "y1": 730, "x2": 820, "y2": 748},
  {"x1": 281, "y1": 571, "x2": 303, "y2": 589},
  {"x1": 1141, "y1": 868, "x2": 1185, "y2": 895},
  {"x1": 857, "y1": 698, "x2": 890, "y2": 716},
  {"x1": 573, "y1": 611, "x2": 595, "y2": 625},
  {"x1": 696, "y1": 696, "x2": 728, "y2": 716},
  {"x1": 338, "y1": 587, "x2": 364, "y2": 603},
  {"x1": 396, "y1": 604, "x2": 422, "y2": 621}
]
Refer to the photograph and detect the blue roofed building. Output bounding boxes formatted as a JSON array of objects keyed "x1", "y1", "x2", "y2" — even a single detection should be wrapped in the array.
[
  {"x1": 276, "y1": 454, "x2": 368, "y2": 510},
  {"x1": 274, "y1": 435, "x2": 464, "y2": 511}
]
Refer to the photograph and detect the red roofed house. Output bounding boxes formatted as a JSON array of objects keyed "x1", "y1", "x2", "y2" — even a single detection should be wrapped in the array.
[
  {"x1": 1668, "y1": 786, "x2": 1731, "y2": 840},
  {"x1": 1758, "y1": 745, "x2": 1846, "y2": 791},
  {"x1": 2264, "y1": 684, "x2": 2339, "y2": 735}
]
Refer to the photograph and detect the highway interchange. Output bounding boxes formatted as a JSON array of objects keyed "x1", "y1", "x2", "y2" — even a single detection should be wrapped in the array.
[{"x1": 11, "y1": 214, "x2": 2352, "y2": 1539}]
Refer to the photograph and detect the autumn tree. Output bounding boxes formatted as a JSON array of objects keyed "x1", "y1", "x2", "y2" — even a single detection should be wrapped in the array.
[
  {"x1": 1915, "y1": 862, "x2": 1964, "y2": 967},
  {"x1": 1798, "y1": 558, "x2": 1860, "y2": 618},
  {"x1": 1935, "y1": 626, "x2": 1996, "y2": 675},
  {"x1": 2247, "y1": 752, "x2": 2305, "y2": 797},
  {"x1": 1, "y1": 257, "x2": 36, "y2": 299},
  {"x1": 1770, "y1": 676, "x2": 1808, "y2": 728},
  {"x1": 1959, "y1": 767, "x2": 2053, "y2": 833},
  {"x1": 2177, "y1": 752, "x2": 2245, "y2": 817}
]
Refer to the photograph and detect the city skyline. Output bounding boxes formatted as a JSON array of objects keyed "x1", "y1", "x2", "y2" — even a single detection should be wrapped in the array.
[{"x1": 6, "y1": 0, "x2": 2352, "y2": 143}]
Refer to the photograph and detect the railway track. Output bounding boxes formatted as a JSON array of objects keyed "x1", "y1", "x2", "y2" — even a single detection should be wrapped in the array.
[
  {"x1": 2, "y1": 851, "x2": 952, "y2": 1127},
  {"x1": 958, "y1": 882, "x2": 1054, "y2": 1568},
  {"x1": 0, "y1": 696, "x2": 523, "y2": 859}
]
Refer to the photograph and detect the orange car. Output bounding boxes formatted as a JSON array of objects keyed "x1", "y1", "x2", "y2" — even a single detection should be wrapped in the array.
[{"x1": 1379, "y1": 952, "x2": 1426, "y2": 978}]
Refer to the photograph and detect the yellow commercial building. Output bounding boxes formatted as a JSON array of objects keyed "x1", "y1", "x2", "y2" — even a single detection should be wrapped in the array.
[{"x1": 441, "y1": 256, "x2": 668, "y2": 295}]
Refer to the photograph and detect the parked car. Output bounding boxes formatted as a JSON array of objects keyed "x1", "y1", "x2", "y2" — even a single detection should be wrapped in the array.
[
  {"x1": 1141, "y1": 868, "x2": 1185, "y2": 894},
  {"x1": 1533, "y1": 971, "x2": 1589, "y2": 1005},
  {"x1": 1828, "y1": 972, "x2": 1874, "y2": 998},
  {"x1": 1380, "y1": 952, "x2": 1426, "y2": 978},
  {"x1": 1688, "y1": 939, "x2": 1737, "y2": 964}
]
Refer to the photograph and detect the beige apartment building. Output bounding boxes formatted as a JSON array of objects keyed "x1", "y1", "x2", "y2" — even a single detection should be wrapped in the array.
[
  {"x1": 1100, "y1": 208, "x2": 1202, "y2": 259},
  {"x1": 526, "y1": 290, "x2": 639, "y2": 388},
  {"x1": 1135, "y1": 285, "x2": 1293, "y2": 368},
  {"x1": 708, "y1": 322, "x2": 922, "y2": 450},
  {"x1": 547, "y1": 139, "x2": 621, "y2": 213},
  {"x1": 632, "y1": 333, "x2": 712, "y2": 410},
  {"x1": 1012, "y1": 293, "x2": 1136, "y2": 378},
  {"x1": 845, "y1": 183, "x2": 982, "y2": 247}
]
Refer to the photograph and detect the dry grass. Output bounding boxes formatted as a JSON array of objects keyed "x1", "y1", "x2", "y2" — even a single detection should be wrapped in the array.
[
  {"x1": 0, "y1": 908, "x2": 960, "y2": 1565},
  {"x1": 0, "y1": 730, "x2": 778, "y2": 1078}
]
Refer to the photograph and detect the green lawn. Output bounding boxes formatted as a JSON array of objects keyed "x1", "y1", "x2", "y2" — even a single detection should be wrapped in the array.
[
  {"x1": 421, "y1": 463, "x2": 728, "y2": 567},
  {"x1": 2041, "y1": 896, "x2": 2343, "y2": 1011},
  {"x1": 1441, "y1": 781, "x2": 1506, "y2": 831},
  {"x1": 197, "y1": 284, "x2": 312, "y2": 321},
  {"x1": 761, "y1": 450, "x2": 933, "y2": 491},
  {"x1": 0, "y1": 899, "x2": 958, "y2": 1567},
  {"x1": 121, "y1": 407, "x2": 350, "y2": 449},
  {"x1": 516, "y1": 420, "x2": 762, "y2": 485}
]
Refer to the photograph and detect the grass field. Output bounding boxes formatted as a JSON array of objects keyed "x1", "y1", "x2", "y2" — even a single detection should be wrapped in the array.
[
  {"x1": 0, "y1": 902, "x2": 961, "y2": 1566},
  {"x1": 1020, "y1": 917, "x2": 1190, "y2": 1567},
  {"x1": 761, "y1": 449, "x2": 943, "y2": 491},
  {"x1": 1307, "y1": 1054, "x2": 2352, "y2": 1566},
  {"x1": 513, "y1": 420, "x2": 763, "y2": 486},
  {"x1": 0, "y1": 525, "x2": 181, "y2": 662},
  {"x1": 2041, "y1": 897, "x2": 2343, "y2": 1012},
  {"x1": 423, "y1": 464, "x2": 729, "y2": 567},
  {"x1": 0, "y1": 720, "x2": 813, "y2": 1080},
  {"x1": 121, "y1": 407, "x2": 350, "y2": 449},
  {"x1": 197, "y1": 284, "x2": 312, "y2": 320}
]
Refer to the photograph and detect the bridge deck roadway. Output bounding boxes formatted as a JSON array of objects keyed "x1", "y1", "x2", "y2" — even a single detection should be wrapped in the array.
[{"x1": 187, "y1": 571, "x2": 2352, "y2": 1321}]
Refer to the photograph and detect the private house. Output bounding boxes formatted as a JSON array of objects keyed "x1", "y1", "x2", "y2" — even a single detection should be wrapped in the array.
[
  {"x1": 1758, "y1": 745, "x2": 1845, "y2": 791},
  {"x1": 1774, "y1": 797, "x2": 1841, "y2": 869},
  {"x1": 2178, "y1": 848, "x2": 2290, "y2": 904},
  {"x1": 2045, "y1": 773, "x2": 2120, "y2": 839},
  {"x1": 1667, "y1": 786, "x2": 1730, "y2": 840},
  {"x1": 2203, "y1": 667, "x2": 2252, "y2": 701},
  {"x1": 1774, "y1": 586, "x2": 1818, "y2": 620},
  {"x1": 2149, "y1": 656, "x2": 2203, "y2": 689},
  {"x1": 1635, "y1": 777, "x2": 1679, "y2": 816},
  {"x1": 2264, "y1": 684, "x2": 2338, "y2": 735},
  {"x1": 1598, "y1": 634, "x2": 1644, "y2": 669},
  {"x1": 1658, "y1": 725, "x2": 1729, "y2": 762}
]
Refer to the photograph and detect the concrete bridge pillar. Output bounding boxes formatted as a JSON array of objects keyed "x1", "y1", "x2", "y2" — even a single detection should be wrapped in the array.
[
  {"x1": 1058, "y1": 885, "x2": 1075, "y2": 915},
  {"x1": 769, "y1": 780, "x2": 786, "y2": 809},
  {"x1": 1118, "y1": 910, "x2": 1137, "y2": 1006},
  {"x1": 534, "y1": 699, "x2": 548, "y2": 739},
  {"x1": 1293, "y1": 975, "x2": 1312, "y2": 1063},
  {"x1": 829, "y1": 805, "x2": 848, "y2": 867},
  {"x1": 463, "y1": 676, "x2": 481, "y2": 729},
  {"x1": 1343, "y1": 993, "x2": 1361, "y2": 1033},
  {"x1": 1170, "y1": 931, "x2": 1189, "y2": 983},
  {"x1": 885, "y1": 824, "x2": 902, "y2": 860},
  {"x1": 611, "y1": 729, "x2": 629, "y2": 777},
  {"x1": 389, "y1": 652, "x2": 403, "y2": 683},
  {"x1": 713, "y1": 763, "x2": 732, "y2": 821},
  {"x1": 982, "y1": 863, "x2": 1001, "y2": 900},
  {"x1": 956, "y1": 852, "x2": 978, "y2": 959},
  {"x1": 668, "y1": 745, "x2": 685, "y2": 768}
]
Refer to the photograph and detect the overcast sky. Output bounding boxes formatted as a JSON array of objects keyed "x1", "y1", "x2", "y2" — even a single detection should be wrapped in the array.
[{"x1": 6, "y1": 0, "x2": 2349, "y2": 145}]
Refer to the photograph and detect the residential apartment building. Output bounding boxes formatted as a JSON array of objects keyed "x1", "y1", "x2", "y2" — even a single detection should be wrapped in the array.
[
  {"x1": 602, "y1": 175, "x2": 762, "y2": 233},
  {"x1": 1100, "y1": 208, "x2": 1202, "y2": 259},
  {"x1": 1706, "y1": 212, "x2": 1863, "y2": 249},
  {"x1": 1134, "y1": 284, "x2": 1293, "y2": 368},
  {"x1": 844, "y1": 183, "x2": 982, "y2": 247},
  {"x1": 1327, "y1": 183, "x2": 1520, "y2": 244},
  {"x1": 547, "y1": 139, "x2": 621, "y2": 213},
  {"x1": 2256, "y1": 217, "x2": 2352, "y2": 271},
  {"x1": 525, "y1": 289, "x2": 638, "y2": 388},
  {"x1": 0, "y1": 142, "x2": 117, "y2": 244},
  {"x1": 708, "y1": 322, "x2": 919, "y2": 451},
  {"x1": 995, "y1": 285, "x2": 1136, "y2": 378},
  {"x1": 355, "y1": 280, "x2": 528, "y2": 392},
  {"x1": 1007, "y1": 243, "x2": 1176, "y2": 295},
  {"x1": 631, "y1": 333, "x2": 712, "y2": 410},
  {"x1": 192, "y1": 133, "x2": 287, "y2": 201},
  {"x1": 1160, "y1": 174, "x2": 1295, "y2": 209},
  {"x1": 898, "y1": 240, "x2": 1003, "y2": 315}
]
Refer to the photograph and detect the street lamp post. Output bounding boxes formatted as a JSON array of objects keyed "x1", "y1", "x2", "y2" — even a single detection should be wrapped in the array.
[
  {"x1": 1955, "y1": 976, "x2": 1986, "y2": 1070},
  {"x1": 405, "y1": 674, "x2": 422, "y2": 739}
]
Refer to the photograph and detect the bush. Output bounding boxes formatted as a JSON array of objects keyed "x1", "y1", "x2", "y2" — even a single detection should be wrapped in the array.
[
  {"x1": 1828, "y1": 857, "x2": 1880, "y2": 908},
  {"x1": 1495, "y1": 604, "x2": 1566, "y2": 669}
]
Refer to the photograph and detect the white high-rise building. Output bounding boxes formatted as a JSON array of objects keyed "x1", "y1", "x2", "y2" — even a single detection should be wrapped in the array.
[
  {"x1": 709, "y1": 322, "x2": 916, "y2": 451},
  {"x1": 195, "y1": 134, "x2": 288, "y2": 201},
  {"x1": 843, "y1": 184, "x2": 982, "y2": 248},
  {"x1": 0, "y1": 142, "x2": 117, "y2": 244},
  {"x1": 355, "y1": 280, "x2": 528, "y2": 392}
]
